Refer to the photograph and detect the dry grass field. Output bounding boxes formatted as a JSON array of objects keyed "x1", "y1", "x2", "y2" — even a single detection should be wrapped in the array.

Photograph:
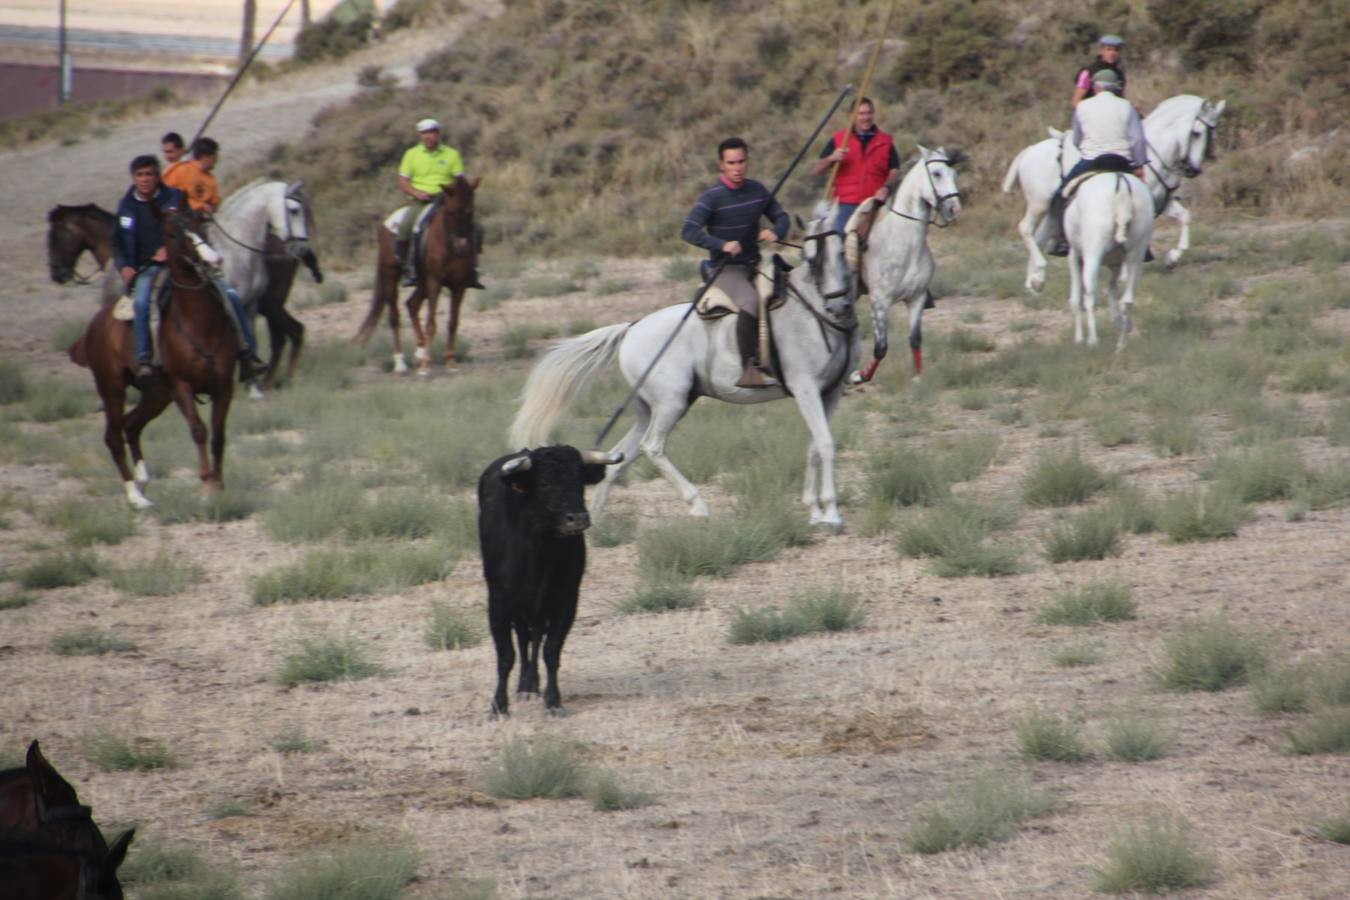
[{"x1": 2, "y1": 3, "x2": 1349, "y2": 898}]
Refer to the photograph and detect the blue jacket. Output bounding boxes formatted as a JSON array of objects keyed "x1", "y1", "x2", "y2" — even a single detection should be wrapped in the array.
[{"x1": 112, "y1": 184, "x2": 184, "y2": 271}]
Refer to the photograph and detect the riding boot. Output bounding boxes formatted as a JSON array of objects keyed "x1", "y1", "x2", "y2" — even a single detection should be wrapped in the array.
[
  {"x1": 1048, "y1": 194, "x2": 1069, "y2": 257},
  {"x1": 735, "y1": 311, "x2": 774, "y2": 389},
  {"x1": 769, "y1": 255, "x2": 791, "y2": 302},
  {"x1": 1144, "y1": 246, "x2": 1156, "y2": 262},
  {"x1": 396, "y1": 239, "x2": 417, "y2": 287},
  {"x1": 217, "y1": 281, "x2": 270, "y2": 383},
  {"x1": 468, "y1": 269, "x2": 486, "y2": 290}
]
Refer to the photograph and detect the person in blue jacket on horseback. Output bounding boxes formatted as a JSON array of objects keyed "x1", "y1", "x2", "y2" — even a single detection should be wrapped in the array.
[{"x1": 114, "y1": 155, "x2": 183, "y2": 386}]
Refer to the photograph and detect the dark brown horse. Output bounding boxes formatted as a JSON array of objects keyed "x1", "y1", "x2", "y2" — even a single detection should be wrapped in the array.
[
  {"x1": 0, "y1": 741, "x2": 134, "y2": 900},
  {"x1": 68, "y1": 209, "x2": 239, "y2": 507},
  {"x1": 47, "y1": 205, "x2": 116, "y2": 285},
  {"x1": 354, "y1": 174, "x2": 481, "y2": 375},
  {"x1": 47, "y1": 203, "x2": 313, "y2": 393}
]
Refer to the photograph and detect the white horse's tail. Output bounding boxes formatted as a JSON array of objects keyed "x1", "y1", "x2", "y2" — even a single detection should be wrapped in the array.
[
  {"x1": 509, "y1": 322, "x2": 631, "y2": 448},
  {"x1": 1113, "y1": 176, "x2": 1134, "y2": 245},
  {"x1": 1001, "y1": 148, "x2": 1025, "y2": 194}
]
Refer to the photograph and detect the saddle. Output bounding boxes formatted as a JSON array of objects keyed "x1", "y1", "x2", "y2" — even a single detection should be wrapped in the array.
[
  {"x1": 383, "y1": 197, "x2": 444, "y2": 276},
  {"x1": 695, "y1": 255, "x2": 790, "y2": 320},
  {"x1": 1061, "y1": 169, "x2": 1120, "y2": 202}
]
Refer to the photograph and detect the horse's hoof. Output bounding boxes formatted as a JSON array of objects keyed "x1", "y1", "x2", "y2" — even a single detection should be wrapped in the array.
[
  {"x1": 689, "y1": 499, "x2": 711, "y2": 518},
  {"x1": 392, "y1": 355, "x2": 409, "y2": 374},
  {"x1": 813, "y1": 520, "x2": 845, "y2": 535},
  {"x1": 848, "y1": 370, "x2": 865, "y2": 385},
  {"x1": 133, "y1": 460, "x2": 150, "y2": 485},
  {"x1": 416, "y1": 367, "x2": 431, "y2": 378},
  {"x1": 248, "y1": 384, "x2": 266, "y2": 401},
  {"x1": 546, "y1": 705, "x2": 569, "y2": 718}
]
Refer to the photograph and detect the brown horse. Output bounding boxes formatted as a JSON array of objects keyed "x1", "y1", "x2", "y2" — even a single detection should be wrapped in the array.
[
  {"x1": 67, "y1": 209, "x2": 239, "y2": 507},
  {"x1": 354, "y1": 174, "x2": 481, "y2": 375},
  {"x1": 47, "y1": 203, "x2": 313, "y2": 393},
  {"x1": 0, "y1": 741, "x2": 134, "y2": 900},
  {"x1": 46, "y1": 204, "x2": 116, "y2": 285}
]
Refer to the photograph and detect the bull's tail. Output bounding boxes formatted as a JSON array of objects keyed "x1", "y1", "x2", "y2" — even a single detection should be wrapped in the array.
[
  {"x1": 509, "y1": 322, "x2": 630, "y2": 449},
  {"x1": 1113, "y1": 176, "x2": 1134, "y2": 245},
  {"x1": 1001, "y1": 148, "x2": 1025, "y2": 194}
]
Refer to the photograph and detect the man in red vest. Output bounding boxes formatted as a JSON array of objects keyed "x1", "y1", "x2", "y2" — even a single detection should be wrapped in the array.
[{"x1": 812, "y1": 97, "x2": 901, "y2": 237}]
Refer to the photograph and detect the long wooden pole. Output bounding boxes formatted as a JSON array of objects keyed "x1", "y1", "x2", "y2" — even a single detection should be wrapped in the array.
[{"x1": 822, "y1": 0, "x2": 899, "y2": 200}]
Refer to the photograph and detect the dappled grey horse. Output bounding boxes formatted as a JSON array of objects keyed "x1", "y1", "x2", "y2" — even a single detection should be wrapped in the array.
[{"x1": 511, "y1": 209, "x2": 859, "y2": 530}]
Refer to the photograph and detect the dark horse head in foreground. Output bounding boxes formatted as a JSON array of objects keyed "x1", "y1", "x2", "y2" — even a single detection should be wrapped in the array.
[
  {"x1": 47, "y1": 204, "x2": 116, "y2": 284},
  {"x1": 0, "y1": 741, "x2": 134, "y2": 899},
  {"x1": 354, "y1": 173, "x2": 481, "y2": 374}
]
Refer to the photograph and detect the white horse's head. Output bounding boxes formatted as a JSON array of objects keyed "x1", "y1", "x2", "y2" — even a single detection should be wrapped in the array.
[
  {"x1": 270, "y1": 181, "x2": 313, "y2": 246},
  {"x1": 804, "y1": 202, "x2": 855, "y2": 320},
  {"x1": 1182, "y1": 99, "x2": 1226, "y2": 177},
  {"x1": 915, "y1": 145, "x2": 963, "y2": 223}
]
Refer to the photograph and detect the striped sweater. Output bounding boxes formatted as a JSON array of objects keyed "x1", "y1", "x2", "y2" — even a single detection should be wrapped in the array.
[{"x1": 681, "y1": 178, "x2": 789, "y2": 266}]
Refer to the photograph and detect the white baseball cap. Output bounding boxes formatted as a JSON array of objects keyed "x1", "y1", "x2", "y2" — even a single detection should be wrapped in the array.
[{"x1": 416, "y1": 118, "x2": 441, "y2": 132}]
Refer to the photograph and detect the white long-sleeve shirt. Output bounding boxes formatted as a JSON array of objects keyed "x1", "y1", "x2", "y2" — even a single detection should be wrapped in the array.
[{"x1": 1072, "y1": 92, "x2": 1147, "y2": 168}]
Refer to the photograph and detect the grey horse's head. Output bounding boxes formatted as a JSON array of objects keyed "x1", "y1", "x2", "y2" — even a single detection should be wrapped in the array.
[
  {"x1": 280, "y1": 181, "x2": 322, "y2": 282},
  {"x1": 916, "y1": 146, "x2": 963, "y2": 224},
  {"x1": 804, "y1": 202, "x2": 855, "y2": 321}
]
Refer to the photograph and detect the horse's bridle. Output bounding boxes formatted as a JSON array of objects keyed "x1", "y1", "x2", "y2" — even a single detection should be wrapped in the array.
[
  {"x1": 886, "y1": 158, "x2": 961, "y2": 228},
  {"x1": 208, "y1": 185, "x2": 312, "y2": 257},
  {"x1": 1144, "y1": 110, "x2": 1217, "y2": 213}
]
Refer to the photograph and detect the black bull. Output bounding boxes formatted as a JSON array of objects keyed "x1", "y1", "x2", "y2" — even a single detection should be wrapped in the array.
[{"x1": 477, "y1": 445, "x2": 622, "y2": 717}]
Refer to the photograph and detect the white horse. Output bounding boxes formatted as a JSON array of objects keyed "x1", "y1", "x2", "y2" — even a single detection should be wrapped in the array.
[
  {"x1": 211, "y1": 179, "x2": 321, "y2": 397},
  {"x1": 1003, "y1": 94, "x2": 1226, "y2": 292},
  {"x1": 845, "y1": 145, "x2": 963, "y2": 384},
  {"x1": 1064, "y1": 171, "x2": 1153, "y2": 351},
  {"x1": 511, "y1": 212, "x2": 859, "y2": 530}
]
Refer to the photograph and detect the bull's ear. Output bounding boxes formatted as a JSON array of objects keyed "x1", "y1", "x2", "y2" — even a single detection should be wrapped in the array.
[{"x1": 582, "y1": 464, "x2": 607, "y2": 486}]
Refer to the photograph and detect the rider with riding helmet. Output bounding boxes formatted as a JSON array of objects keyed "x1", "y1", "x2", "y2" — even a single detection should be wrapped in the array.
[
  {"x1": 161, "y1": 136, "x2": 268, "y2": 382},
  {"x1": 1047, "y1": 67, "x2": 1146, "y2": 257},
  {"x1": 681, "y1": 136, "x2": 790, "y2": 389},
  {"x1": 396, "y1": 118, "x2": 485, "y2": 289}
]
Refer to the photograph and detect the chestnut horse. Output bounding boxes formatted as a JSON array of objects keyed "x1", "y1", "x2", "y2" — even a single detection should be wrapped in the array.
[
  {"x1": 354, "y1": 174, "x2": 481, "y2": 375},
  {"x1": 0, "y1": 741, "x2": 133, "y2": 900},
  {"x1": 67, "y1": 209, "x2": 239, "y2": 508}
]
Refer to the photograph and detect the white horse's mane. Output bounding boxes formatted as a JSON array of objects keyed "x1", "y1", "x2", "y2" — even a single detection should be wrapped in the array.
[{"x1": 1145, "y1": 94, "x2": 1206, "y2": 129}]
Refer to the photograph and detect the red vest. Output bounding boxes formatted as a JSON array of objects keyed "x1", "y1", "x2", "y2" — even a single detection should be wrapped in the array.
[{"x1": 831, "y1": 127, "x2": 895, "y2": 204}]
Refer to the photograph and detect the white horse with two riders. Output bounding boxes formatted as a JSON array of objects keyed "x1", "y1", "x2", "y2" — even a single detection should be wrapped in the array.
[
  {"x1": 840, "y1": 146, "x2": 963, "y2": 384},
  {"x1": 1003, "y1": 94, "x2": 1226, "y2": 293},
  {"x1": 210, "y1": 179, "x2": 321, "y2": 396},
  {"x1": 1064, "y1": 168, "x2": 1153, "y2": 351},
  {"x1": 511, "y1": 209, "x2": 859, "y2": 530}
]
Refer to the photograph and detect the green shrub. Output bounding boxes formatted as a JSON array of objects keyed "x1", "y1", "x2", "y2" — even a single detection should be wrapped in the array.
[
  {"x1": 1052, "y1": 641, "x2": 1101, "y2": 668},
  {"x1": 1015, "y1": 710, "x2": 1091, "y2": 762},
  {"x1": 276, "y1": 628, "x2": 382, "y2": 686},
  {"x1": 1156, "y1": 616, "x2": 1269, "y2": 691},
  {"x1": 482, "y1": 734, "x2": 589, "y2": 800},
  {"x1": 50, "y1": 627, "x2": 136, "y2": 656},
  {"x1": 1158, "y1": 487, "x2": 1248, "y2": 542},
  {"x1": 892, "y1": 0, "x2": 1009, "y2": 91},
  {"x1": 946, "y1": 328, "x2": 996, "y2": 353},
  {"x1": 866, "y1": 446, "x2": 950, "y2": 508},
  {"x1": 1104, "y1": 711, "x2": 1173, "y2": 762},
  {"x1": 662, "y1": 258, "x2": 700, "y2": 281},
  {"x1": 25, "y1": 379, "x2": 90, "y2": 422},
  {"x1": 119, "y1": 839, "x2": 207, "y2": 884},
  {"x1": 636, "y1": 504, "x2": 807, "y2": 580},
  {"x1": 523, "y1": 275, "x2": 582, "y2": 298},
  {"x1": 271, "y1": 729, "x2": 326, "y2": 755},
  {"x1": 895, "y1": 498, "x2": 1021, "y2": 578},
  {"x1": 589, "y1": 511, "x2": 636, "y2": 547},
  {"x1": 597, "y1": 279, "x2": 633, "y2": 295},
  {"x1": 1104, "y1": 485, "x2": 1159, "y2": 534},
  {"x1": 1043, "y1": 507, "x2": 1124, "y2": 563},
  {"x1": 1094, "y1": 813, "x2": 1215, "y2": 893},
  {"x1": 617, "y1": 575, "x2": 703, "y2": 614},
  {"x1": 0, "y1": 359, "x2": 27, "y2": 404},
  {"x1": 1091, "y1": 408, "x2": 1136, "y2": 448},
  {"x1": 424, "y1": 600, "x2": 484, "y2": 650},
  {"x1": 346, "y1": 489, "x2": 451, "y2": 540},
  {"x1": 728, "y1": 606, "x2": 810, "y2": 645},
  {"x1": 252, "y1": 544, "x2": 453, "y2": 604},
  {"x1": 1299, "y1": 463, "x2": 1350, "y2": 510},
  {"x1": 207, "y1": 799, "x2": 251, "y2": 820},
  {"x1": 263, "y1": 838, "x2": 418, "y2": 900},
  {"x1": 106, "y1": 550, "x2": 203, "y2": 597},
  {"x1": 264, "y1": 480, "x2": 363, "y2": 542},
  {"x1": 905, "y1": 773, "x2": 1054, "y2": 854},
  {"x1": 1205, "y1": 443, "x2": 1306, "y2": 503},
  {"x1": 1022, "y1": 445, "x2": 1110, "y2": 507},
  {"x1": 17, "y1": 550, "x2": 99, "y2": 589},
  {"x1": 730, "y1": 586, "x2": 865, "y2": 644},
  {"x1": 1287, "y1": 707, "x2": 1350, "y2": 755},
  {"x1": 588, "y1": 770, "x2": 656, "y2": 811},
  {"x1": 1309, "y1": 808, "x2": 1350, "y2": 844},
  {"x1": 84, "y1": 732, "x2": 177, "y2": 771},
  {"x1": 293, "y1": 11, "x2": 374, "y2": 64},
  {"x1": 1148, "y1": 412, "x2": 1204, "y2": 457},
  {"x1": 1310, "y1": 653, "x2": 1350, "y2": 707},
  {"x1": 1251, "y1": 666, "x2": 1311, "y2": 715},
  {"x1": 0, "y1": 591, "x2": 37, "y2": 610},
  {"x1": 41, "y1": 497, "x2": 137, "y2": 547},
  {"x1": 1036, "y1": 580, "x2": 1136, "y2": 625}
]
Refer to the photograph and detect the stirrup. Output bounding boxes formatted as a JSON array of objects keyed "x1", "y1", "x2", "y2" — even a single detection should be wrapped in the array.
[
  {"x1": 1049, "y1": 240, "x2": 1070, "y2": 258},
  {"x1": 238, "y1": 356, "x2": 269, "y2": 384},
  {"x1": 736, "y1": 364, "x2": 775, "y2": 389}
]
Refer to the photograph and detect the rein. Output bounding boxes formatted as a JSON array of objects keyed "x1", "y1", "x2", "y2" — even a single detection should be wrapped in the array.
[{"x1": 1143, "y1": 111, "x2": 1214, "y2": 216}]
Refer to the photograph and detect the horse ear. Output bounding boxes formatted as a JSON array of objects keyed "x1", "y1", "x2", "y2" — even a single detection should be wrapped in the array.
[
  {"x1": 470, "y1": 175, "x2": 481, "y2": 189},
  {"x1": 106, "y1": 829, "x2": 135, "y2": 872},
  {"x1": 793, "y1": 214, "x2": 805, "y2": 231},
  {"x1": 915, "y1": 144, "x2": 930, "y2": 160},
  {"x1": 1212, "y1": 99, "x2": 1226, "y2": 118},
  {"x1": 1046, "y1": 127, "x2": 1064, "y2": 139},
  {"x1": 27, "y1": 740, "x2": 79, "y2": 805}
]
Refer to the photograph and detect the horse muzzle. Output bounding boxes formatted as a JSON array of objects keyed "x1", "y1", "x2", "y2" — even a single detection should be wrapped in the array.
[
  {"x1": 49, "y1": 266, "x2": 73, "y2": 284},
  {"x1": 1183, "y1": 163, "x2": 1202, "y2": 178},
  {"x1": 941, "y1": 197, "x2": 963, "y2": 223}
]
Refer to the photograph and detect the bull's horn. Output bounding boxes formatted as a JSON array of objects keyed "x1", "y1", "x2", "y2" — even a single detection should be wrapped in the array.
[
  {"x1": 500, "y1": 454, "x2": 532, "y2": 475},
  {"x1": 581, "y1": 450, "x2": 624, "y2": 466}
]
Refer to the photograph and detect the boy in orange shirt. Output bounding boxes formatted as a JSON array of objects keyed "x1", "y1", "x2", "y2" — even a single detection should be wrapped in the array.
[{"x1": 163, "y1": 137, "x2": 267, "y2": 381}]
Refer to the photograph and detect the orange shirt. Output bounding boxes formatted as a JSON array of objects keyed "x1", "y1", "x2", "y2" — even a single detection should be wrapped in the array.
[{"x1": 162, "y1": 161, "x2": 222, "y2": 212}]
